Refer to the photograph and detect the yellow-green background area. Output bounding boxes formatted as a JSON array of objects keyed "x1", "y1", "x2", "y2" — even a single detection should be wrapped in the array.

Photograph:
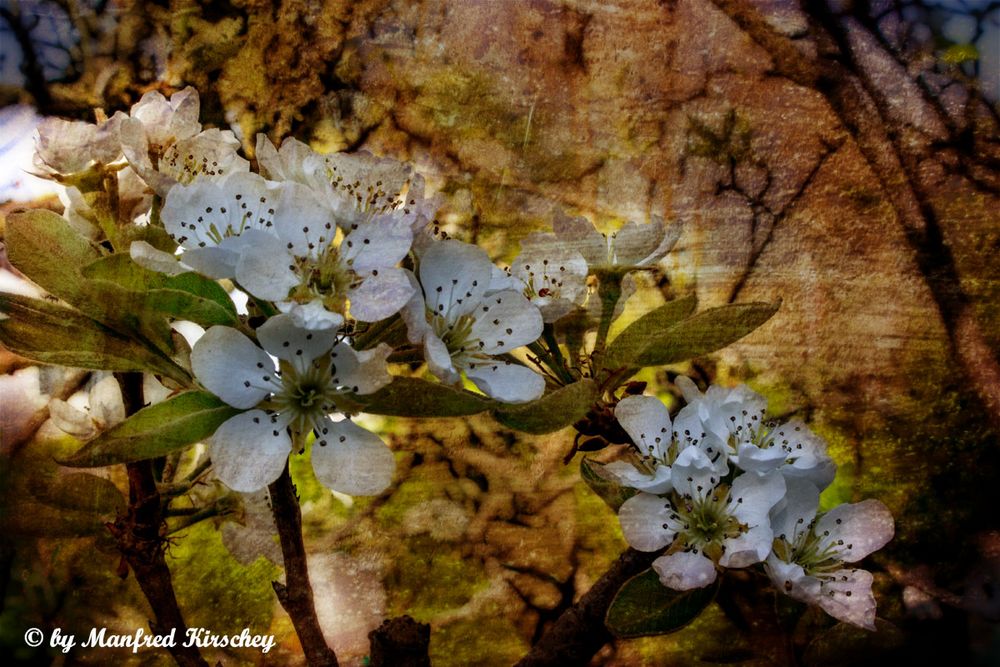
[{"x1": 2, "y1": 1, "x2": 999, "y2": 665}]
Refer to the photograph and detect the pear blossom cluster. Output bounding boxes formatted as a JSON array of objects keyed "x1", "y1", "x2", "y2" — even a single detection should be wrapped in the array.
[
  {"x1": 20, "y1": 82, "x2": 902, "y2": 643},
  {"x1": 32, "y1": 86, "x2": 577, "y2": 495},
  {"x1": 608, "y1": 378, "x2": 894, "y2": 629}
]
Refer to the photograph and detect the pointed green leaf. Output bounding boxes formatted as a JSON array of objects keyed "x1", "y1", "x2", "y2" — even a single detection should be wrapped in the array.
[
  {"x1": 606, "y1": 568, "x2": 719, "y2": 638},
  {"x1": 632, "y1": 301, "x2": 780, "y2": 367},
  {"x1": 60, "y1": 391, "x2": 240, "y2": 467},
  {"x1": 604, "y1": 295, "x2": 697, "y2": 369},
  {"x1": 36, "y1": 473, "x2": 126, "y2": 515},
  {"x1": 5, "y1": 208, "x2": 101, "y2": 302},
  {"x1": 580, "y1": 457, "x2": 638, "y2": 511},
  {"x1": 493, "y1": 379, "x2": 598, "y2": 434},
  {"x1": 0, "y1": 294, "x2": 189, "y2": 382},
  {"x1": 354, "y1": 376, "x2": 494, "y2": 417},
  {"x1": 82, "y1": 254, "x2": 238, "y2": 326}
]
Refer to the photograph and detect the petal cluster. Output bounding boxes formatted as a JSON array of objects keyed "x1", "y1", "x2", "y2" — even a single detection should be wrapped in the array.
[
  {"x1": 191, "y1": 315, "x2": 395, "y2": 496},
  {"x1": 610, "y1": 381, "x2": 893, "y2": 629},
  {"x1": 402, "y1": 240, "x2": 545, "y2": 403}
]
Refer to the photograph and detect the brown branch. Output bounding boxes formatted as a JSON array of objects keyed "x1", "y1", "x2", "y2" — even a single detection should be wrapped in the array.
[
  {"x1": 368, "y1": 616, "x2": 431, "y2": 667},
  {"x1": 708, "y1": 0, "x2": 1000, "y2": 433},
  {"x1": 268, "y1": 464, "x2": 339, "y2": 667},
  {"x1": 514, "y1": 548, "x2": 659, "y2": 667},
  {"x1": 107, "y1": 373, "x2": 209, "y2": 667}
]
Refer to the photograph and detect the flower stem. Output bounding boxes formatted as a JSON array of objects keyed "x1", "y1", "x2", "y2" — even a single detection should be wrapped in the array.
[
  {"x1": 591, "y1": 274, "x2": 623, "y2": 371},
  {"x1": 108, "y1": 373, "x2": 208, "y2": 667},
  {"x1": 267, "y1": 464, "x2": 340, "y2": 667},
  {"x1": 542, "y1": 324, "x2": 576, "y2": 385}
]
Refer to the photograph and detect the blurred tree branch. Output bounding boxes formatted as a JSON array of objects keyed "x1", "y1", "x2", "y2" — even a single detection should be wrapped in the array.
[{"x1": 708, "y1": 0, "x2": 1000, "y2": 432}]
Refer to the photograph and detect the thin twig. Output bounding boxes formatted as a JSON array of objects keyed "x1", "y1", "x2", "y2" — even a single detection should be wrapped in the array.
[
  {"x1": 107, "y1": 373, "x2": 208, "y2": 667},
  {"x1": 268, "y1": 464, "x2": 339, "y2": 667}
]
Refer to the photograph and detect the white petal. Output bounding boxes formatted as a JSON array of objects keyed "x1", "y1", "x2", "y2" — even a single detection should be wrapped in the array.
[
  {"x1": 487, "y1": 265, "x2": 523, "y2": 294},
  {"x1": 615, "y1": 395, "x2": 672, "y2": 461},
  {"x1": 161, "y1": 178, "x2": 229, "y2": 245},
  {"x1": 312, "y1": 418, "x2": 395, "y2": 495},
  {"x1": 331, "y1": 343, "x2": 392, "y2": 395},
  {"x1": 191, "y1": 326, "x2": 274, "y2": 409},
  {"x1": 273, "y1": 181, "x2": 335, "y2": 257},
  {"x1": 419, "y1": 240, "x2": 491, "y2": 321},
  {"x1": 257, "y1": 313, "x2": 337, "y2": 362},
  {"x1": 670, "y1": 446, "x2": 720, "y2": 501},
  {"x1": 735, "y1": 443, "x2": 787, "y2": 474},
  {"x1": 769, "y1": 477, "x2": 820, "y2": 544},
  {"x1": 674, "y1": 376, "x2": 703, "y2": 402},
  {"x1": 130, "y1": 240, "x2": 187, "y2": 276},
  {"x1": 765, "y1": 555, "x2": 821, "y2": 605},
  {"x1": 818, "y1": 569, "x2": 878, "y2": 630},
  {"x1": 470, "y1": 290, "x2": 543, "y2": 353},
  {"x1": 142, "y1": 374, "x2": 174, "y2": 405},
  {"x1": 48, "y1": 399, "x2": 96, "y2": 438},
  {"x1": 90, "y1": 376, "x2": 126, "y2": 429},
  {"x1": 424, "y1": 334, "x2": 460, "y2": 384},
  {"x1": 815, "y1": 500, "x2": 894, "y2": 563},
  {"x1": 618, "y1": 492, "x2": 677, "y2": 552},
  {"x1": 211, "y1": 411, "x2": 290, "y2": 492},
  {"x1": 254, "y1": 134, "x2": 283, "y2": 180},
  {"x1": 234, "y1": 231, "x2": 300, "y2": 301},
  {"x1": 552, "y1": 210, "x2": 607, "y2": 267},
  {"x1": 341, "y1": 215, "x2": 412, "y2": 271},
  {"x1": 277, "y1": 300, "x2": 345, "y2": 331},
  {"x1": 399, "y1": 274, "x2": 431, "y2": 343},
  {"x1": 612, "y1": 219, "x2": 665, "y2": 266},
  {"x1": 721, "y1": 521, "x2": 774, "y2": 568},
  {"x1": 729, "y1": 470, "x2": 786, "y2": 525},
  {"x1": 652, "y1": 551, "x2": 717, "y2": 590},
  {"x1": 603, "y1": 461, "x2": 673, "y2": 494},
  {"x1": 180, "y1": 246, "x2": 240, "y2": 279},
  {"x1": 466, "y1": 361, "x2": 545, "y2": 403},
  {"x1": 347, "y1": 268, "x2": 416, "y2": 322}
]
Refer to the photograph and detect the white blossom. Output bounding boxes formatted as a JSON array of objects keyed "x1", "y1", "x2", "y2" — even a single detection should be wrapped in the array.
[
  {"x1": 765, "y1": 481, "x2": 894, "y2": 629},
  {"x1": 139, "y1": 171, "x2": 281, "y2": 279},
  {"x1": 33, "y1": 112, "x2": 126, "y2": 178},
  {"x1": 191, "y1": 314, "x2": 395, "y2": 495},
  {"x1": 256, "y1": 134, "x2": 437, "y2": 233},
  {"x1": 619, "y1": 446, "x2": 786, "y2": 590},
  {"x1": 552, "y1": 210, "x2": 680, "y2": 273},
  {"x1": 48, "y1": 375, "x2": 125, "y2": 440},
  {"x1": 401, "y1": 240, "x2": 545, "y2": 403},
  {"x1": 236, "y1": 179, "x2": 416, "y2": 330},
  {"x1": 673, "y1": 377, "x2": 835, "y2": 489},
  {"x1": 603, "y1": 395, "x2": 676, "y2": 494},
  {"x1": 121, "y1": 87, "x2": 248, "y2": 195},
  {"x1": 506, "y1": 232, "x2": 588, "y2": 322}
]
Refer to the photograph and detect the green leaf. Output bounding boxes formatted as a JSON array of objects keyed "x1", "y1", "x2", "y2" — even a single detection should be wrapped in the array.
[
  {"x1": 632, "y1": 301, "x2": 780, "y2": 367},
  {"x1": 5, "y1": 208, "x2": 101, "y2": 302},
  {"x1": 35, "y1": 473, "x2": 126, "y2": 515},
  {"x1": 0, "y1": 294, "x2": 188, "y2": 382},
  {"x1": 606, "y1": 568, "x2": 719, "y2": 638},
  {"x1": 355, "y1": 376, "x2": 494, "y2": 417},
  {"x1": 493, "y1": 379, "x2": 598, "y2": 434},
  {"x1": 604, "y1": 295, "x2": 697, "y2": 369},
  {"x1": 82, "y1": 254, "x2": 238, "y2": 326},
  {"x1": 60, "y1": 391, "x2": 241, "y2": 467},
  {"x1": 580, "y1": 457, "x2": 638, "y2": 511}
]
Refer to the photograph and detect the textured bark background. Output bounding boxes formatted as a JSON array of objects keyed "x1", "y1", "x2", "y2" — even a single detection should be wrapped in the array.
[{"x1": 1, "y1": 0, "x2": 998, "y2": 665}]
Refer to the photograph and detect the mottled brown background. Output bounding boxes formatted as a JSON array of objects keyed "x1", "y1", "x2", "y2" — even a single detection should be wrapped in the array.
[{"x1": 1, "y1": 1, "x2": 998, "y2": 665}]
